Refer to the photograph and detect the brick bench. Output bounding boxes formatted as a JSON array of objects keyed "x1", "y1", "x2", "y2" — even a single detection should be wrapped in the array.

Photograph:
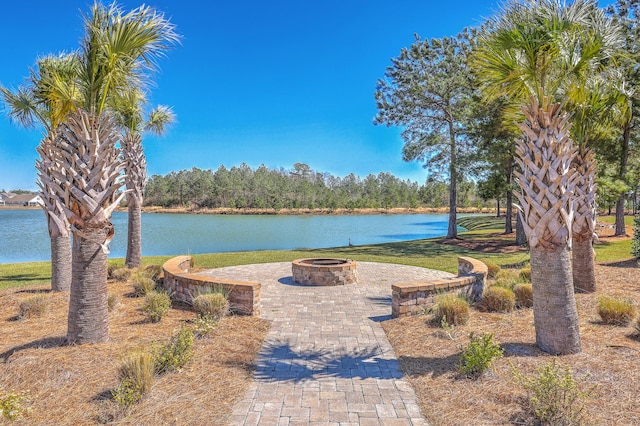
[
  {"x1": 391, "y1": 257, "x2": 487, "y2": 318},
  {"x1": 162, "y1": 256, "x2": 261, "y2": 316}
]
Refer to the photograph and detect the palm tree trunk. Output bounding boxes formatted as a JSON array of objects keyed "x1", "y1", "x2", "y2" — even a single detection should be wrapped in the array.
[
  {"x1": 531, "y1": 244, "x2": 581, "y2": 354},
  {"x1": 67, "y1": 225, "x2": 111, "y2": 344},
  {"x1": 513, "y1": 96, "x2": 581, "y2": 354},
  {"x1": 56, "y1": 109, "x2": 126, "y2": 345},
  {"x1": 572, "y1": 147, "x2": 597, "y2": 293},
  {"x1": 50, "y1": 235, "x2": 72, "y2": 292},
  {"x1": 36, "y1": 133, "x2": 72, "y2": 292},
  {"x1": 125, "y1": 194, "x2": 143, "y2": 268}
]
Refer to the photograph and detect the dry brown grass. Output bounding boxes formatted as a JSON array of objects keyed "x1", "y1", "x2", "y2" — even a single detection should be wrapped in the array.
[
  {"x1": 0, "y1": 281, "x2": 270, "y2": 425},
  {"x1": 382, "y1": 260, "x2": 640, "y2": 426}
]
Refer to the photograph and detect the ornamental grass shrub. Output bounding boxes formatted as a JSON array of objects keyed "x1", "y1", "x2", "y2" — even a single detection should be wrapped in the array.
[
  {"x1": 131, "y1": 276, "x2": 156, "y2": 297},
  {"x1": 111, "y1": 267, "x2": 132, "y2": 283},
  {"x1": 434, "y1": 294, "x2": 469, "y2": 326},
  {"x1": 482, "y1": 286, "x2": 515, "y2": 313},
  {"x1": 154, "y1": 325, "x2": 194, "y2": 374},
  {"x1": 459, "y1": 332, "x2": 503, "y2": 378},
  {"x1": 143, "y1": 264, "x2": 163, "y2": 282},
  {"x1": 192, "y1": 292, "x2": 229, "y2": 322},
  {"x1": 112, "y1": 350, "x2": 155, "y2": 407},
  {"x1": 484, "y1": 260, "x2": 501, "y2": 279},
  {"x1": 107, "y1": 292, "x2": 120, "y2": 312},
  {"x1": 519, "y1": 266, "x2": 531, "y2": 282},
  {"x1": 142, "y1": 291, "x2": 171, "y2": 323},
  {"x1": 513, "y1": 359, "x2": 594, "y2": 425},
  {"x1": 513, "y1": 283, "x2": 533, "y2": 309},
  {"x1": 18, "y1": 294, "x2": 48, "y2": 320},
  {"x1": 597, "y1": 296, "x2": 637, "y2": 326}
]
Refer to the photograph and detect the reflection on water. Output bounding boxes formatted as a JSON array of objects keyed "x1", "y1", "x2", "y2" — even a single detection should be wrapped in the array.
[{"x1": 0, "y1": 210, "x2": 455, "y2": 263}]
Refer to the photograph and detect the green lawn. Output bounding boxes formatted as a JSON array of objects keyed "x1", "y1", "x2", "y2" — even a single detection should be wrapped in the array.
[
  {"x1": 1, "y1": 215, "x2": 634, "y2": 290},
  {"x1": 598, "y1": 214, "x2": 635, "y2": 226}
]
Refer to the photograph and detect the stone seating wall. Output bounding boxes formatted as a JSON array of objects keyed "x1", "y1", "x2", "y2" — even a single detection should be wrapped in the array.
[
  {"x1": 391, "y1": 257, "x2": 487, "y2": 318},
  {"x1": 162, "y1": 255, "x2": 261, "y2": 316}
]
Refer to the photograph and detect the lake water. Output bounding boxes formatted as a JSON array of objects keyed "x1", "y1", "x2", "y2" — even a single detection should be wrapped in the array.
[{"x1": 0, "y1": 209, "x2": 457, "y2": 263}]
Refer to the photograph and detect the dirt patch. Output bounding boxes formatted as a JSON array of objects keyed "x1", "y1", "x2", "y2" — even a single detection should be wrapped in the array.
[
  {"x1": 382, "y1": 260, "x2": 640, "y2": 425},
  {"x1": 0, "y1": 281, "x2": 270, "y2": 425}
]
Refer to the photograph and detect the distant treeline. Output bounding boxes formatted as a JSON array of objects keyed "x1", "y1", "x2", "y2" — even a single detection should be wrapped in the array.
[{"x1": 144, "y1": 163, "x2": 486, "y2": 210}]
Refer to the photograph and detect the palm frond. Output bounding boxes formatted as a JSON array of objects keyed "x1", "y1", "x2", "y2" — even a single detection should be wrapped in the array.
[{"x1": 144, "y1": 105, "x2": 175, "y2": 135}]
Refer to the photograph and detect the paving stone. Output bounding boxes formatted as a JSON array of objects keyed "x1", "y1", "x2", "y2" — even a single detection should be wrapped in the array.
[{"x1": 211, "y1": 262, "x2": 449, "y2": 425}]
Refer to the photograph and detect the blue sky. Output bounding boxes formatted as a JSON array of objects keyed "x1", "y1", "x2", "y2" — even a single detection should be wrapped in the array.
[{"x1": 0, "y1": 1, "x2": 608, "y2": 191}]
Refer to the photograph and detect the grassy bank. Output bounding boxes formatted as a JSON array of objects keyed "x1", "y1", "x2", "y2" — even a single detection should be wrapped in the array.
[{"x1": 1, "y1": 215, "x2": 633, "y2": 290}]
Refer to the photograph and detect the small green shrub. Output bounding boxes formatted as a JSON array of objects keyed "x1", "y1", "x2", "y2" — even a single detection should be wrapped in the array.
[
  {"x1": 132, "y1": 276, "x2": 156, "y2": 297},
  {"x1": 513, "y1": 283, "x2": 533, "y2": 309},
  {"x1": 107, "y1": 292, "x2": 120, "y2": 312},
  {"x1": 0, "y1": 390, "x2": 30, "y2": 420},
  {"x1": 434, "y1": 295, "x2": 469, "y2": 326},
  {"x1": 483, "y1": 260, "x2": 501, "y2": 279},
  {"x1": 597, "y1": 296, "x2": 637, "y2": 326},
  {"x1": 519, "y1": 266, "x2": 531, "y2": 282},
  {"x1": 111, "y1": 267, "x2": 132, "y2": 283},
  {"x1": 142, "y1": 291, "x2": 171, "y2": 323},
  {"x1": 494, "y1": 269, "x2": 519, "y2": 289},
  {"x1": 482, "y1": 286, "x2": 515, "y2": 313},
  {"x1": 193, "y1": 315, "x2": 217, "y2": 338},
  {"x1": 112, "y1": 350, "x2": 155, "y2": 407},
  {"x1": 154, "y1": 325, "x2": 194, "y2": 374},
  {"x1": 459, "y1": 332, "x2": 503, "y2": 378},
  {"x1": 193, "y1": 292, "x2": 229, "y2": 322},
  {"x1": 513, "y1": 359, "x2": 594, "y2": 425},
  {"x1": 18, "y1": 295, "x2": 48, "y2": 320}
]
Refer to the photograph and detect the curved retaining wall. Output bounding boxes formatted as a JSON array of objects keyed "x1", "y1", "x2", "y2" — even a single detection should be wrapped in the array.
[
  {"x1": 162, "y1": 256, "x2": 261, "y2": 316},
  {"x1": 391, "y1": 257, "x2": 487, "y2": 318}
]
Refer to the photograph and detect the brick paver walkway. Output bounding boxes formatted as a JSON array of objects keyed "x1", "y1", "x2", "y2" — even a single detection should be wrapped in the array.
[{"x1": 197, "y1": 262, "x2": 453, "y2": 426}]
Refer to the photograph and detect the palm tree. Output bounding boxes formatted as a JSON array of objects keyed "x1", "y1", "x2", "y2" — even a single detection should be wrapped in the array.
[
  {"x1": 115, "y1": 88, "x2": 175, "y2": 268},
  {"x1": 1, "y1": 54, "x2": 79, "y2": 292},
  {"x1": 57, "y1": 2, "x2": 179, "y2": 344},
  {"x1": 471, "y1": 0, "x2": 621, "y2": 354}
]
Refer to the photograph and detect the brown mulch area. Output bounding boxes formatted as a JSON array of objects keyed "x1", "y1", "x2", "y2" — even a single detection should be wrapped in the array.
[
  {"x1": 382, "y1": 258, "x2": 640, "y2": 426},
  {"x1": 0, "y1": 281, "x2": 270, "y2": 425}
]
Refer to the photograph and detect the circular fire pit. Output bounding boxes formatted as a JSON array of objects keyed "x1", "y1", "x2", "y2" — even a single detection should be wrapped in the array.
[{"x1": 292, "y1": 258, "x2": 358, "y2": 286}]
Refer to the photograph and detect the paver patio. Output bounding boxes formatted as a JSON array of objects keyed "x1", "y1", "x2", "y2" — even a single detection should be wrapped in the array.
[{"x1": 197, "y1": 261, "x2": 453, "y2": 426}]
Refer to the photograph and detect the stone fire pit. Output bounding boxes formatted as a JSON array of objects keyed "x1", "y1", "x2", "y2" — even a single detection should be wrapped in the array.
[{"x1": 292, "y1": 258, "x2": 358, "y2": 286}]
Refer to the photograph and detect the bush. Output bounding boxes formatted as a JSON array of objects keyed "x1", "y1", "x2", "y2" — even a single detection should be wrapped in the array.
[
  {"x1": 482, "y1": 286, "x2": 515, "y2": 313},
  {"x1": 519, "y1": 266, "x2": 531, "y2": 282},
  {"x1": 143, "y1": 264, "x2": 163, "y2": 281},
  {"x1": 107, "y1": 292, "x2": 120, "y2": 312},
  {"x1": 154, "y1": 325, "x2": 194, "y2": 374},
  {"x1": 131, "y1": 276, "x2": 157, "y2": 297},
  {"x1": 434, "y1": 294, "x2": 469, "y2": 326},
  {"x1": 193, "y1": 292, "x2": 229, "y2": 322},
  {"x1": 483, "y1": 260, "x2": 501, "y2": 279},
  {"x1": 107, "y1": 263, "x2": 119, "y2": 279},
  {"x1": 112, "y1": 350, "x2": 155, "y2": 407},
  {"x1": 513, "y1": 283, "x2": 533, "y2": 309},
  {"x1": 494, "y1": 269, "x2": 520, "y2": 289},
  {"x1": 193, "y1": 316, "x2": 217, "y2": 339},
  {"x1": 142, "y1": 291, "x2": 171, "y2": 323},
  {"x1": 459, "y1": 332, "x2": 503, "y2": 378},
  {"x1": 18, "y1": 295, "x2": 48, "y2": 320},
  {"x1": 111, "y1": 267, "x2": 132, "y2": 283},
  {"x1": 597, "y1": 296, "x2": 637, "y2": 326},
  {"x1": 513, "y1": 359, "x2": 594, "y2": 425},
  {"x1": 0, "y1": 390, "x2": 30, "y2": 420}
]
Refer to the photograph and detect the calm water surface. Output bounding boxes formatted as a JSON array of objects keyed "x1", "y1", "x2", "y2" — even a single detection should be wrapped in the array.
[{"x1": 0, "y1": 209, "x2": 458, "y2": 263}]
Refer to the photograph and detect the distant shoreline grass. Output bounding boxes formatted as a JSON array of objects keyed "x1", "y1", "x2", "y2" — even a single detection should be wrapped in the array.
[{"x1": 1, "y1": 215, "x2": 633, "y2": 291}]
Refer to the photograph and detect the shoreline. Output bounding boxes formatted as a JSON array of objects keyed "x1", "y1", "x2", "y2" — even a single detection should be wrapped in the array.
[{"x1": 136, "y1": 206, "x2": 498, "y2": 215}]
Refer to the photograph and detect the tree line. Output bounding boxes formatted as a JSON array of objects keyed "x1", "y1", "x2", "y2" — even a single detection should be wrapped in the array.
[{"x1": 143, "y1": 163, "x2": 485, "y2": 210}]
